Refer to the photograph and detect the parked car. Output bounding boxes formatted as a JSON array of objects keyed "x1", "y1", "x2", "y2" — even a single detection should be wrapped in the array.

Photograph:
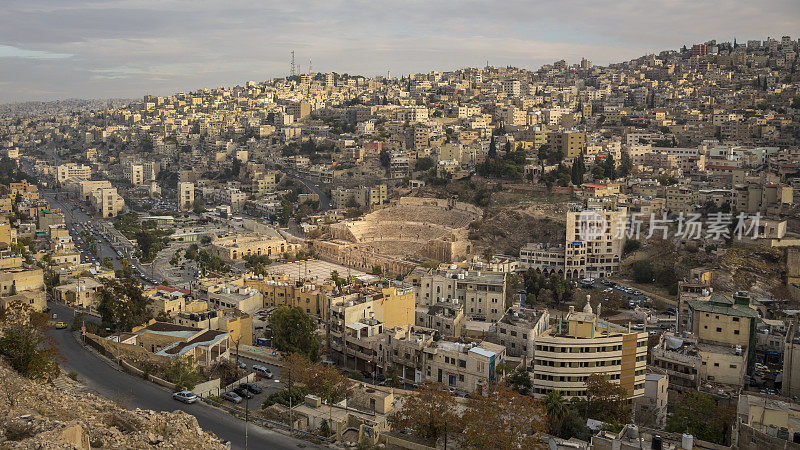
[
  {"x1": 241, "y1": 383, "x2": 262, "y2": 394},
  {"x1": 237, "y1": 361, "x2": 247, "y2": 369},
  {"x1": 233, "y1": 386, "x2": 254, "y2": 399},
  {"x1": 252, "y1": 365, "x2": 272, "y2": 378},
  {"x1": 54, "y1": 321, "x2": 67, "y2": 329},
  {"x1": 172, "y1": 391, "x2": 198, "y2": 404},
  {"x1": 221, "y1": 391, "x2": 242, "y2": 404}
]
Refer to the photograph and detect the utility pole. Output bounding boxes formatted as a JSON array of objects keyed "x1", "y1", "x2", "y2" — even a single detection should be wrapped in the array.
[{"x1": 244, "y1": 394, "x2": 249, "y2": 449}]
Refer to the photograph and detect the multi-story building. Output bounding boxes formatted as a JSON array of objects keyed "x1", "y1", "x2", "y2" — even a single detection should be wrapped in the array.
[
  {"x1": 519, "y1": 243, "x2": 565, "y2": 274},
  {"x1": 56, "y1": 163, "x2": 91, "y2": 184},
  {"x1": 90, "y1": 187, "x2": 124, "y2": 218},
  {"x1": 328, "y1": 286, "x2": 416, "y2": 371},
  {"x1": 422, "y1": 340, "x2": 506, "y2": 393},
  {"x1": 565, "y1": 204, "x2": 626, "y2": 279},
  {"x1": 331, "y1": 185, "x2": 388, "y2": 210},
  {"x1": 209, "y1": 234, "x2": 299, "y2": 262},
  {"x1": 178, "y1": 182, "x2": 194, "y2": 211},
  {"x1": 487, "y1": 306, "x2": 550, "y2": 363},
  {"x1": 124, "y1": 163, "x2": 144, "y2": 185},
  {"x1": 415, "y1": 302, "x2": 465, "y2": 338},
  {"x1": 532, "y1": 298, "x2": 648, "y2": 399},
  {"x1": 412, "y1": 267, "x2": 507, "y2": 322},
  {"x1": 549, "y1": 130, "x2": 586, "y2": 158},
  {"x1": 634, "y1": 373, "x2": 668, "y2": 429},
  {"x1": 173, "y1": 307, "x2": 253, "y2": 347},
  {"x1": 244, "y1": 274, "x2": 331, "y2": 319}
]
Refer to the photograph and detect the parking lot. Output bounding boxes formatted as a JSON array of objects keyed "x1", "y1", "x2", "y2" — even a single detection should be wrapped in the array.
[{"x1": 216, "y1": 356, "x2": 284, "y2": 408}]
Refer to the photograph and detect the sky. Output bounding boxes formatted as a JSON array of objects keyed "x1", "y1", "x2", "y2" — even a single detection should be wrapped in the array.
[{"x1": 1, "y1": 0, "x2": 798, "y2": 103}]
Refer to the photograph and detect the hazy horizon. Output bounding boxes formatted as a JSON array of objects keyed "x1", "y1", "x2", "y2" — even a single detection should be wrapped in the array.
[{"x1": 1, "y1": 0, "x2": 798, "y2": 103}]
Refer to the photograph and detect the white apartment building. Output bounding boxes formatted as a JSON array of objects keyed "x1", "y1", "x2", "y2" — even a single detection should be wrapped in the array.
[{"x1": 532, "y1": 299, "x2": 648, "y2": 400}]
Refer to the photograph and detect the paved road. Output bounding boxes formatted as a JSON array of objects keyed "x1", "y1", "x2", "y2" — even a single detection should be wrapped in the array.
[
  {"x1": 283, "y1": 172, "x2": 330, "y2": 212},
  {"x1": 47, "y1": 302, "x2": 322, "y2": 450},
  {"x1": 41, "y1": 191, "x2": 124, "y2": 270}
]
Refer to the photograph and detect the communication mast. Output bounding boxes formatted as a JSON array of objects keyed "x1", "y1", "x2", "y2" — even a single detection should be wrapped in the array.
[{"x1": 290, "y1": 51, "x2": 296, "y2": 77}]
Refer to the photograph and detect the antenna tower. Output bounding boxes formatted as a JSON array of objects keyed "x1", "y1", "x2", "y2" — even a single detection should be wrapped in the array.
[{"x1": 290, "y1": 51, "x2": 296, "y2": 77}]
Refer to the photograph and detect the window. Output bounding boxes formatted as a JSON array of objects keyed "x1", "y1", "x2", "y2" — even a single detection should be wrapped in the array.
[
  {"x1": 734, "y1": 330, "x2": 740, "y2": 335},
  {"x1": 716, "y1": 327, "x2": 722, "y2": 332}
]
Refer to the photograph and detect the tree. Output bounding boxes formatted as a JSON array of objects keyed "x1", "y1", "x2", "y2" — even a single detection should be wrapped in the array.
[
  {"x1": 192, "y1": 199, "x2": 205, "y2": 214},
  {"x1": 571, "y1": 155, "x2": 585, "y2": 185},
  {"x1": 603, "y1": 153, "x2": 617, "y2": 179},
  {"x1": 504, "y1": 366, "x2": 532, "y2": 395},
  {"x1": 379, "y1": 149, "x2": 391, "y2": 168},
  {"x1": 585, "y1": 373, "x2": 631, "y2": 424},
  {"x1": 164, "y1": 357, "x2": 201, "y2": 391},
  {"x1": 96, "y1": 278, "x2": 152, "y2": 332},
  {"x1": 0, "y1": 302, "x2": 59, "y2": 380},
  {"x1": 102, "y1": 257, "x2": 113, "y2": 269},
  {"x1": 619, "y1": 151, "x2": 633, "y2": 177},
  {"x1": 631, "y1": 260, "x2": 655, "y2": 283},
  {"x1": 269, "y1": 307, "x2": 320, "y2": 362},
  {"x1": 666, "y1": 391, "x2": 734, "y2": 445},
  {"x1": 623, "y1": 239, "x2": 641, "y2": 255},
  {"x1": 460, "y1": 384, "x2": 546, "y2": 449},
  {"x1": 487, "y1": 136, "x2": 497, "y2": 159},
  {"x1": 388, "y1": 382, "x2": 459, "y2": 443},
  {"x1": 414, "y1": 157, "x2": 434, "y2": 172},
  {"x1": 544, "y1": 390, "x2": 569, "y2": 435}
]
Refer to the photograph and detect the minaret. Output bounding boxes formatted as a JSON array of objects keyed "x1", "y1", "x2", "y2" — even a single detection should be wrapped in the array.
[{"x1": 583, "y1": 294, "x2": 593, "y2": 314}]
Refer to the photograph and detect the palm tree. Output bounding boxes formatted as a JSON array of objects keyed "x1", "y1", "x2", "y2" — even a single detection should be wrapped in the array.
[{"x1": 544, "y1": 390, "x2": 568, "y2": 435}]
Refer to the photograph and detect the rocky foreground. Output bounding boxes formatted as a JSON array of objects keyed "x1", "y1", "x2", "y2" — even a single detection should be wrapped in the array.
[{"x1": 0, "y1": 362, "x2": 228, "y2": 449}]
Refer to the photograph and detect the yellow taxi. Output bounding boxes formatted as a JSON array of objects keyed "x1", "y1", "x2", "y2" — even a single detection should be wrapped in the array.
[{"x1": 54, "y1": 322, "x2": 67, "y2": 329}]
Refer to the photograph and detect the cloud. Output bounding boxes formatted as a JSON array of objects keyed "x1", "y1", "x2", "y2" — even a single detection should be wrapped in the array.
[
  {"x1": 0, "y1": 44, "x2": 72, "y2": 60},
  {"x1": 0, "y1": 0, "x2": 798, "y2": 102}
]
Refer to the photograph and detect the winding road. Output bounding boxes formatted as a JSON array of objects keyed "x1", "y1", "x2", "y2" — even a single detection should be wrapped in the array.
[{"x1": 46, "y1": 302, "x2": 322, "y2": 450}]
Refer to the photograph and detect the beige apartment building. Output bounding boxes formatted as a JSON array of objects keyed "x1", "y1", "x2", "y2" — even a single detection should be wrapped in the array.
[
  {"x1": 244, "y1": 274, "x2": 331, "y2": 318},
  {"x1": 90, "y1": 187, "x2": 124, "y2": 218},
  {"x1": 422, "y1": 340, "x2": 506, "y2": 393},
  {"x1": 57, "y1": 163, "x2": 91, "y2": 184},
  {"x1": 664, "y1": 185, "x2": 698, "y2": 215},
  {"x1": 565, "y1": 204, "x2": 626, "y2": 279},
  {"x1": 532, "y1": 299, "x2": 648, "y2": 399},
  {"x1": 549, "y1": 130, "x2": 586, "y2": 158},
  {"x1": 124, "y1": 163, "x2": 144, "y2": 185},
  {"x1": 178, "y1": 182, "x2": 194, "y2": 211},
  {"x1": 412, "y1": 267, "x2": 507, "y2": 321},
  {"x1": 209, "y1": 234, "x2": 299, "y2": 262},
  {"x1": 331, "y1": 185, "x2": 387, "y2": 210},
  {"x1": 328, "y1": 286, "x2": 416, "y2": 371},
  {"x1": 415, "y1": 302, "x2": 466, "y2": 338},
  {"x1": 173, "y1": 308, "x2": 253, "y2": 347}
]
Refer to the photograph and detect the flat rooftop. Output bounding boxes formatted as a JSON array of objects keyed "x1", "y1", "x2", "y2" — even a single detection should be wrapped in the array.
[{"x1": 266, "y1": 259, "x2": 367, "y2": 283}]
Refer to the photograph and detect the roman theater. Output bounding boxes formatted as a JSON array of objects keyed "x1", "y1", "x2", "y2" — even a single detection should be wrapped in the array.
[{"x1": 311, "y1": 197, "x2": 482, "y2": 276}]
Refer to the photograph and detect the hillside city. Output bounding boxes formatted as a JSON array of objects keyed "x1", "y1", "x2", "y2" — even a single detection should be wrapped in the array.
[{"x1": 2, "y1": 36, "x2": 800, "y2": 449}]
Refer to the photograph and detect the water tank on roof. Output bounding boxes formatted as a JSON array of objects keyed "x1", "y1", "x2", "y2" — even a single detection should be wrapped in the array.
[{"x1": 681, "y1": 434, "x2": 694, "y2": 449}]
